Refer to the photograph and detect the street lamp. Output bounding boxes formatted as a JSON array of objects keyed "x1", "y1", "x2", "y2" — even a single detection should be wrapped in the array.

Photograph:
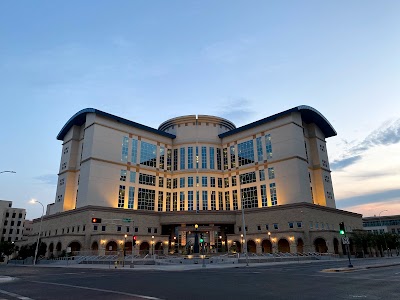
[
  {"x1": 30, "y1": 199, "x2": 44, "y2": 266},
  {"x1": 218, "y1": 235, "x2": 222, "y2": 253},
  {"x1": 151, "y1": 235, "x2": 154, "y2": 256},
  {"x1": 240, "y1": 234, "x2": 244, "y2": 253},
  {"x1": 173, "y1": 236, "x2": 177, "y2": 253},
  {"x1": 268, "y1": 232, "x2": 272, "y2": 253},
  {"x1": 379, "y1": 210, "x2": 389, "y2": 256},
  {"x1": 123, "y1": 234, "x2": 127, "y2": 267}
]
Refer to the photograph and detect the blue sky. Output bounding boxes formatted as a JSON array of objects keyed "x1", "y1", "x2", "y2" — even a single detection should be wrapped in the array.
[{"x1": 0, "y1": 1, "x2": 399, "y2": 219}]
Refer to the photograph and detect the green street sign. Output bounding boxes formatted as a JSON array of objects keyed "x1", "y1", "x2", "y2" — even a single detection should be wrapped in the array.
[{"x1": 122, "y1": 218, "x2": 132, "y2": 222}]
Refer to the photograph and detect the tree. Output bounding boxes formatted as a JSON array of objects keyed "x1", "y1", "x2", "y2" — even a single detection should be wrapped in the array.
[{"x1": 0, "y1": 241, "x2": 15, "y2": 261}]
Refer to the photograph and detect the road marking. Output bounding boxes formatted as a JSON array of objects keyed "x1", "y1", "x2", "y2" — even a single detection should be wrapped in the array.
[
  {"x1": 350, "y1": 296, "x2": 367, "y2": 298},
  {"x1": 0, "y1": 289, "x2": 34, "y2": 300},
  {"x1": 28, "y1": 280, "x2": 163, "y2": 300}
]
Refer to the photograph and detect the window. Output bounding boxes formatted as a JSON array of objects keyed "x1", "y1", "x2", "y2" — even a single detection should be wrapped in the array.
[
  {"x1": 225, "y1": 192, "x2": 230, "y2": 210},
  {"x1": 135, "y1": 227, "x2": 139, "y2": 232},
  {"x1": 188, "y1": 191, "x2": 194, "y2": 211},
  {"x1": 188, "y1": 147, "x2": 193, "y2": 169},
  {"x1": 173, "y1": 149, "x2": 178, "y2": 171},
  {"x1": 309, "y1": 221, "x2": 313, "y2": 229},
  {"x1": 17, "y1": 221, "x2": 21, "y2": 226},
  {"x1": 261, "y1": 184, "x2": 267, "y2": 207},
  {"x1": 224, "y1": 177, "x2": 229, "y2": 188},
  {"x1": 5, "y1": 212, "x2": 9, "y2": 217},
  {"x1": 223, "y1": 148, "x2": 228, "y2": 170},
  {"x1": 180, "y1": 177, "x2": 185, "y2": 188},
  {"x1": 159, "y1": 177, "x2": 164, "y2": 187},
  {"x1": 202, "y1": 191, "x2": 208, "y2": 210},
  {"x1": 288, "y1": 222, "x2": 294, "y2": 229},
  {"x1": 139, "y1": 173, "x2": 156, "y2": 186},
  {"x1": 217, "y1": 148, "x2": 222, "y2": 170},
  {"x1": 130, "y1": 171, "x2": 136, "y2": 183},
  {"x1": 273, "y1": 223, "x2": 278, "y2": 230},
  {"x1": 257, "y1": 225, "x2": 261, "y2": 231},
  {"x1": 265, "y1": 134, "x2": 272, "y2": 159},
  {"x1": 154, "y1": 228, "x2": 158, "y2": 233},
  {"x1": 138, "y1": 188, "x2": 155, "y2": 210},
  {"x1": 202, "y1": 146, "x2": 207, "y2": 168},
  {"x1": 166, "y1": 192, "x2": 171, "y2": 211},
  {"x1": 218, "y1": 192, "x2": 223, "y2": 210},
  {"x1": 270, "y1": 183, "x2": 277, "y2": 205},
  {"x1": 120, "y1": 169, "x2": 127, "y2": 181},
  {"x1": 218, "y1": 178, "x2": 222, "y2": 188},
  {"x1": 202, "y1": 176, "x2": 207, "y2": 187},
  {"x1": 232, "y1": 190, "x2": 238, "y2": 210},
  {"x1": 12, "y1": 213, "x2": 16, "y2": 218},
  {"x1": 196, "y1": 146, "x2": 199, "y2": 169},
  {"x1": 256, "y1": 137, "x2": 263, "y2": 162},
  {"x1": 230, "y1": 145, "x2": 236, "y2": 168},
  {"x1": 158, "y1": 191, "x2": 164, "y2": 211},
  {"x1": 173, "y1": 192, "x2": 177, "y2": 211},
  {"x1": 121, "y1": 136, "x2": 129, "y2": 162},
  {"x1": 126, "y1": 227, "x2": 130, "y2": 232},
  {"x1": 297, "y1": 222, "x2": 302, "y2": 228},
  {"x1": 102, "y1": 226, "x2": 106, "y2": 232},
  {"x1": 259, "y1": 169, "x2": 265, "y2": 181},
  {"x1": 268, "y1": 167, "x2": 275, "y2": 179},
  {"x1": 148, "y1": 228, "x2": 152, "y2": 233},
  {"x1": 180, "y1": 192, "x2": 185, "y2": 210},
  {"x1": 118, "y1": 185, "x2": 125, "y2": 208},
  {"x1": 117, "y1": 226, "x2": 121, "y2": 232},
  {"x1": 240, "y1": 171, "x2": 256, "y2": 185},
  {"x1": 265, "y1": 224, "x2": 269, "y2": 230},
  {"x1": 237, "y1": 140, "x2": 254, "y2": 166},
  {"x1": 241, "y1": 186, "x2": 258, "y2": 208},
  {"x1": 128, "y1": 187, "x2": 135, "y2": 209},
  {"x1": 211, "y1": 191, "x2": 216, "y2": 210},
  {"x1": 131, "y1": 139, "x2": 138, "y2": 163},
  {"x1": 180, "y1": 147, "x2": 185, "y2": 170},
  {"x1": 159, "y1": 146, "x2": 165, "y2": 169},
  {"x1": 209, "y1": 147, "x2": 215, "y2": 169},
  {"x1": 167, "y1": 178, "x2": 171, "y2": 188},
  {"x1": 210, "y1": 177, "x2": 215, "y2": 187},
  {"x1": 188, "y1": 177, "x2": 193, "y2": 187},
  {"x1": 140, "y1": 141, "x2": 157, "y2": 167},
  {"x1": 232, "y1": 175, "x2": 237, "y2": 187},
  {"x1": 173, "y1": 178, "x2": 177, "y2": 189}
]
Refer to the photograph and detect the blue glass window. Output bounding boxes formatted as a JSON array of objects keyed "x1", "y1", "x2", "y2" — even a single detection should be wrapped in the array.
[
  {"x1": 265, "y1": 134, "x2": 272, "y2": 159},
  {"x1": 196, "y1": 191, "x2": 200, "y2": 211},
  {"x1": 188, "y1": 176, "x2": 193, "y2": 187},
  {"x1": 268, "y1": 167, "x2": 275, "y2": 179},
  {"x1": 180, "y1": 177, "x2": 185, "y2": 188},
  {"x1": 130, "y1": 171, "x2": 136, "y2": 183},
  {"x1": 201, "y1": 146, "x2": 207, "y2": 169},
  {"x1": 120, "y1": 170, "x2": 127, "y2": 181},
  {"x1": 159, "y1": 146, "x2": 165, "y2": 169},
  {"x1": 196, "y1": 147, "x2": 199, "y2": 169},
  {"x1": 128, "y1": 187, "x2": 135, "y2": 209},
  {"x1": 237, "y1": 140, "x2": 254, "y2": 166},
  {"x1": 121, "y1": 137, "x2": 129, "y2": 162},
  {"x1": 188, "y1": 147, "x2": 193, "y2": 169},
  {"x1": 209, "y1": 147, "x2": 215, "y2": 169},
  {"x1": 230, "y1": 146, "x2": 236, "y2": 168},
  {"x1": 140, "y1": 141, "x2": 157, "y2": 167},
  {"x1": 241, "y1": 186, "x2": 258, "y2": 209},
  {"x1": 256, "y1": 137, "x2": 263, "y2": 162},
  {"x1": 202, "y1": 176, "x2": 207, "y2": 187},
  {"x1": 180, "y1": 147, "x2": 185, "y2": 170},
  {"x1": 131, "y1": 139, "x2": 138, "y2": 163},
  {"x1": 259, "y1": 169, "x2": 265, "y2": 181}
]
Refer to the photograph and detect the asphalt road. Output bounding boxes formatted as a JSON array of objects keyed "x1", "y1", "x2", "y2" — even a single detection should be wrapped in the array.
[{"x1": 1, "y1": 259, "x2": 400, "y2": 300}]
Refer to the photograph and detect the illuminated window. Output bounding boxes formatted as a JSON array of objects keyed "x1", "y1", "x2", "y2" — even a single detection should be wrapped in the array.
[
  {"x1": 128, "y1": 187, "x2": 134, "y2": 209},
  {"x1": 270, "y1": 183, "x2": 277, "y2": 206},
  {"x1": 158, "y1": 191, "x2": 163, "y2": 211},
  {"x1": 167, "y1": 178, "x2": 171, "y2": 189},
  {"x1": 225, "y1": 192, "x2": 230, "y2": 210},
  {"x1": 166, "y1": 192, "x2": 171, "y2": 211},
  {"x1": 265, "y1": 134, "x2": 272, "y2": 159},
  {"x1": 173, "y1": 192, "x2": 177, "y2": 211},
  {"x1": 217, "y1": 148, "x2": 222, "y2": 170},
  {"x1": 159, "y1": 146, "x2": 165, "y2": 169},
  {"x1": 241, "y1": 186, "x2": 258, "y2": 208},
  {"x1": 259, "y1": 169, "x2": 265, "y2": 181},
  {"x1": 118, "y1": 185, "x2": 125, "y2": 208},
  {"x1": 232, "y1": 190, "x2": 238, "y2": 210},
  {"x1": 139, "y1": 173, "x2": 156, "y2": 186},
  {"x1": 166, "y1": 149, "x2": 172, "y2": 171},
  {"x1": 180, "y1": 192, "x2": 185, "y2": 210},
  {"x1": 131, "y1": 139, "x2": 138, "y2": 163},
  {"x1": 140, "y1": 141, "x2": 157, "y2": 167},
  {"x1": 223, "y1": 148, "x2": 228, "y2": 170},
  {"x1": 268, "y1": 167, "x2": 275, "y2": 179},
  {"x1": 230, "y1": 145, "x2": 236, "y2": 168},
  {"x1": 238, "y1": 140, "x2": 254, "y2": 166},
  {"x1": 261, "y1": 184, "x2": 267, "y2": 207},
  {"x1": 173, "y1": 149, "x2": 178, "y2": 171},
  {"x1": 158, "y1": 177, "x2": 164, "y2": 187},
  {"x1": 240, "y1": 171, "x2": 256, "y2": 185},
  {"x1": 232, "y1": 175, "x2": 237, "y2": 187},
  {"x1": 138, "y1": 188, "x2": 155, "y2": 210},
  {"x1": 218, "y1": 192, "x2": 223, "y2": 210},
  {"x1": 121, "y1": 136, "x2": 129, "y2": 162}
]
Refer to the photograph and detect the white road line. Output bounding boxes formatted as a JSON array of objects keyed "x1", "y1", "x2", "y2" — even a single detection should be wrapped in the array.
[
  {"x1": 28, "y1": 280, "x2": 163, "y2": 300},
  {"x1": 0, "y1": 289, "x2": 34, "y2": 300}
]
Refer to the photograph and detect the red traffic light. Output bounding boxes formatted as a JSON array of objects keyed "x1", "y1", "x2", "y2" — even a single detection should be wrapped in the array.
[
  {"x1": 133, "y1": 235, "x2": 137, "y2": 240},
  {"x1": 91, "y1": 218, "x2": 102, "y2": 224}
]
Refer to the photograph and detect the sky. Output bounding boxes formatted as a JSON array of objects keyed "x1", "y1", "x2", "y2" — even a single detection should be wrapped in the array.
[{"x1": 0, "y1": 1, "x2": 399, "y2": 220}]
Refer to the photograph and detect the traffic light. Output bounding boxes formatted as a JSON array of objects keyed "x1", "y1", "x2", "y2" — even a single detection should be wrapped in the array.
[
  {"x1": 91, "y1": 218, "x2": 102, "y2": 224},
  {"x1": 133, "y1": 235, "x2": 137, "y2": 246},
  {"x1": 200, "y1": 233, "x2": 204, "y2": 243},
  {"x1": 339, "y1": 222, "x2": 345, "y2": 235}
]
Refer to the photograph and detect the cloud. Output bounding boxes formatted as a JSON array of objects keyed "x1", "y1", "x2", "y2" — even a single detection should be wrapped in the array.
[
  {"x1": 217, "y1": 98, "x2": 256, "y2": 124},
  {"x1": 331, "y1": 118, "x2": 400, "y2": 170},
  {"x1": 336, "y1": 188, "x2": 400, "y2": 208},
  {"x1": 34, "y1": 174, "x2": 57, "y2": 186},
  {"x1": 340, "y1": 198, "x2": 400, "y2": 218}
]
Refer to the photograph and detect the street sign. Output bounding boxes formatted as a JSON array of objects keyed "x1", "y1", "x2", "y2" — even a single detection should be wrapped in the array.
[
  {"x1": 122, "y1": 218, "x2": 132, "y2": 222},
  {"x1": 342, "y1": 237, "x2": 350, "y2": 245}
]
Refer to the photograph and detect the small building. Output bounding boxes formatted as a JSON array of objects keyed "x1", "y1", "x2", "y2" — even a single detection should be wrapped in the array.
[
  {"x1": 0, "y1": 200, "x2": 26, "y2": 242},
  {"x1": 363, "y1": 215, "x2": 400, "y2": 235}
]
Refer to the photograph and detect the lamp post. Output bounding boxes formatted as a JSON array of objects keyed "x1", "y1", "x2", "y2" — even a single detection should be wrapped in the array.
[
  {"x1": 194, "y1": 224, "x2": 199, "y2": 254},
  {"x1": 173, "y1": 236, "x2": 177, "y2": 254},
  {"x1": 218, "y1": 235, "x2": 222, "y2": 253},
  {"x1": 30, "y1": 199, "x2": 44, "y2": 266},
  {"x1": 123, "y1": 234, "x2": 127, "y2": 267},
  {"x1": 151, "y1": 235, "x2": 154, "y2": 257},
  {"x1": 379, "y1": 210, "x2": 389, "y2": 256},
  {"x1": 268, "y1": 232, "x2": 272, "y2": 253}
]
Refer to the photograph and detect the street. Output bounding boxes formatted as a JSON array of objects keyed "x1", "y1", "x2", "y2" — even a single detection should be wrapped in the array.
[{"x1": 1, "y1": 259, "x2": 400, "y2": 300}]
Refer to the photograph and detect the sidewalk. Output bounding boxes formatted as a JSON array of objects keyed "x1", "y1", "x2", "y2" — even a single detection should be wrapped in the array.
[{"x1": 322, "y1": 256, "x2": 400, "y2": 273}]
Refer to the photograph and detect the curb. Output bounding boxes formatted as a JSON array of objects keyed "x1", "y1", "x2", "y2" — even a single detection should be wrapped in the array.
[{"x1": 322, "y1": 262, "x2": 400, "y2": 273}]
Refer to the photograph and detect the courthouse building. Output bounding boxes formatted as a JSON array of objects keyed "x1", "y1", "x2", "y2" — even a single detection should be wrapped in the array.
[{"x1": 23, "y1": 105, "x2": 362, "y2": 257}]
